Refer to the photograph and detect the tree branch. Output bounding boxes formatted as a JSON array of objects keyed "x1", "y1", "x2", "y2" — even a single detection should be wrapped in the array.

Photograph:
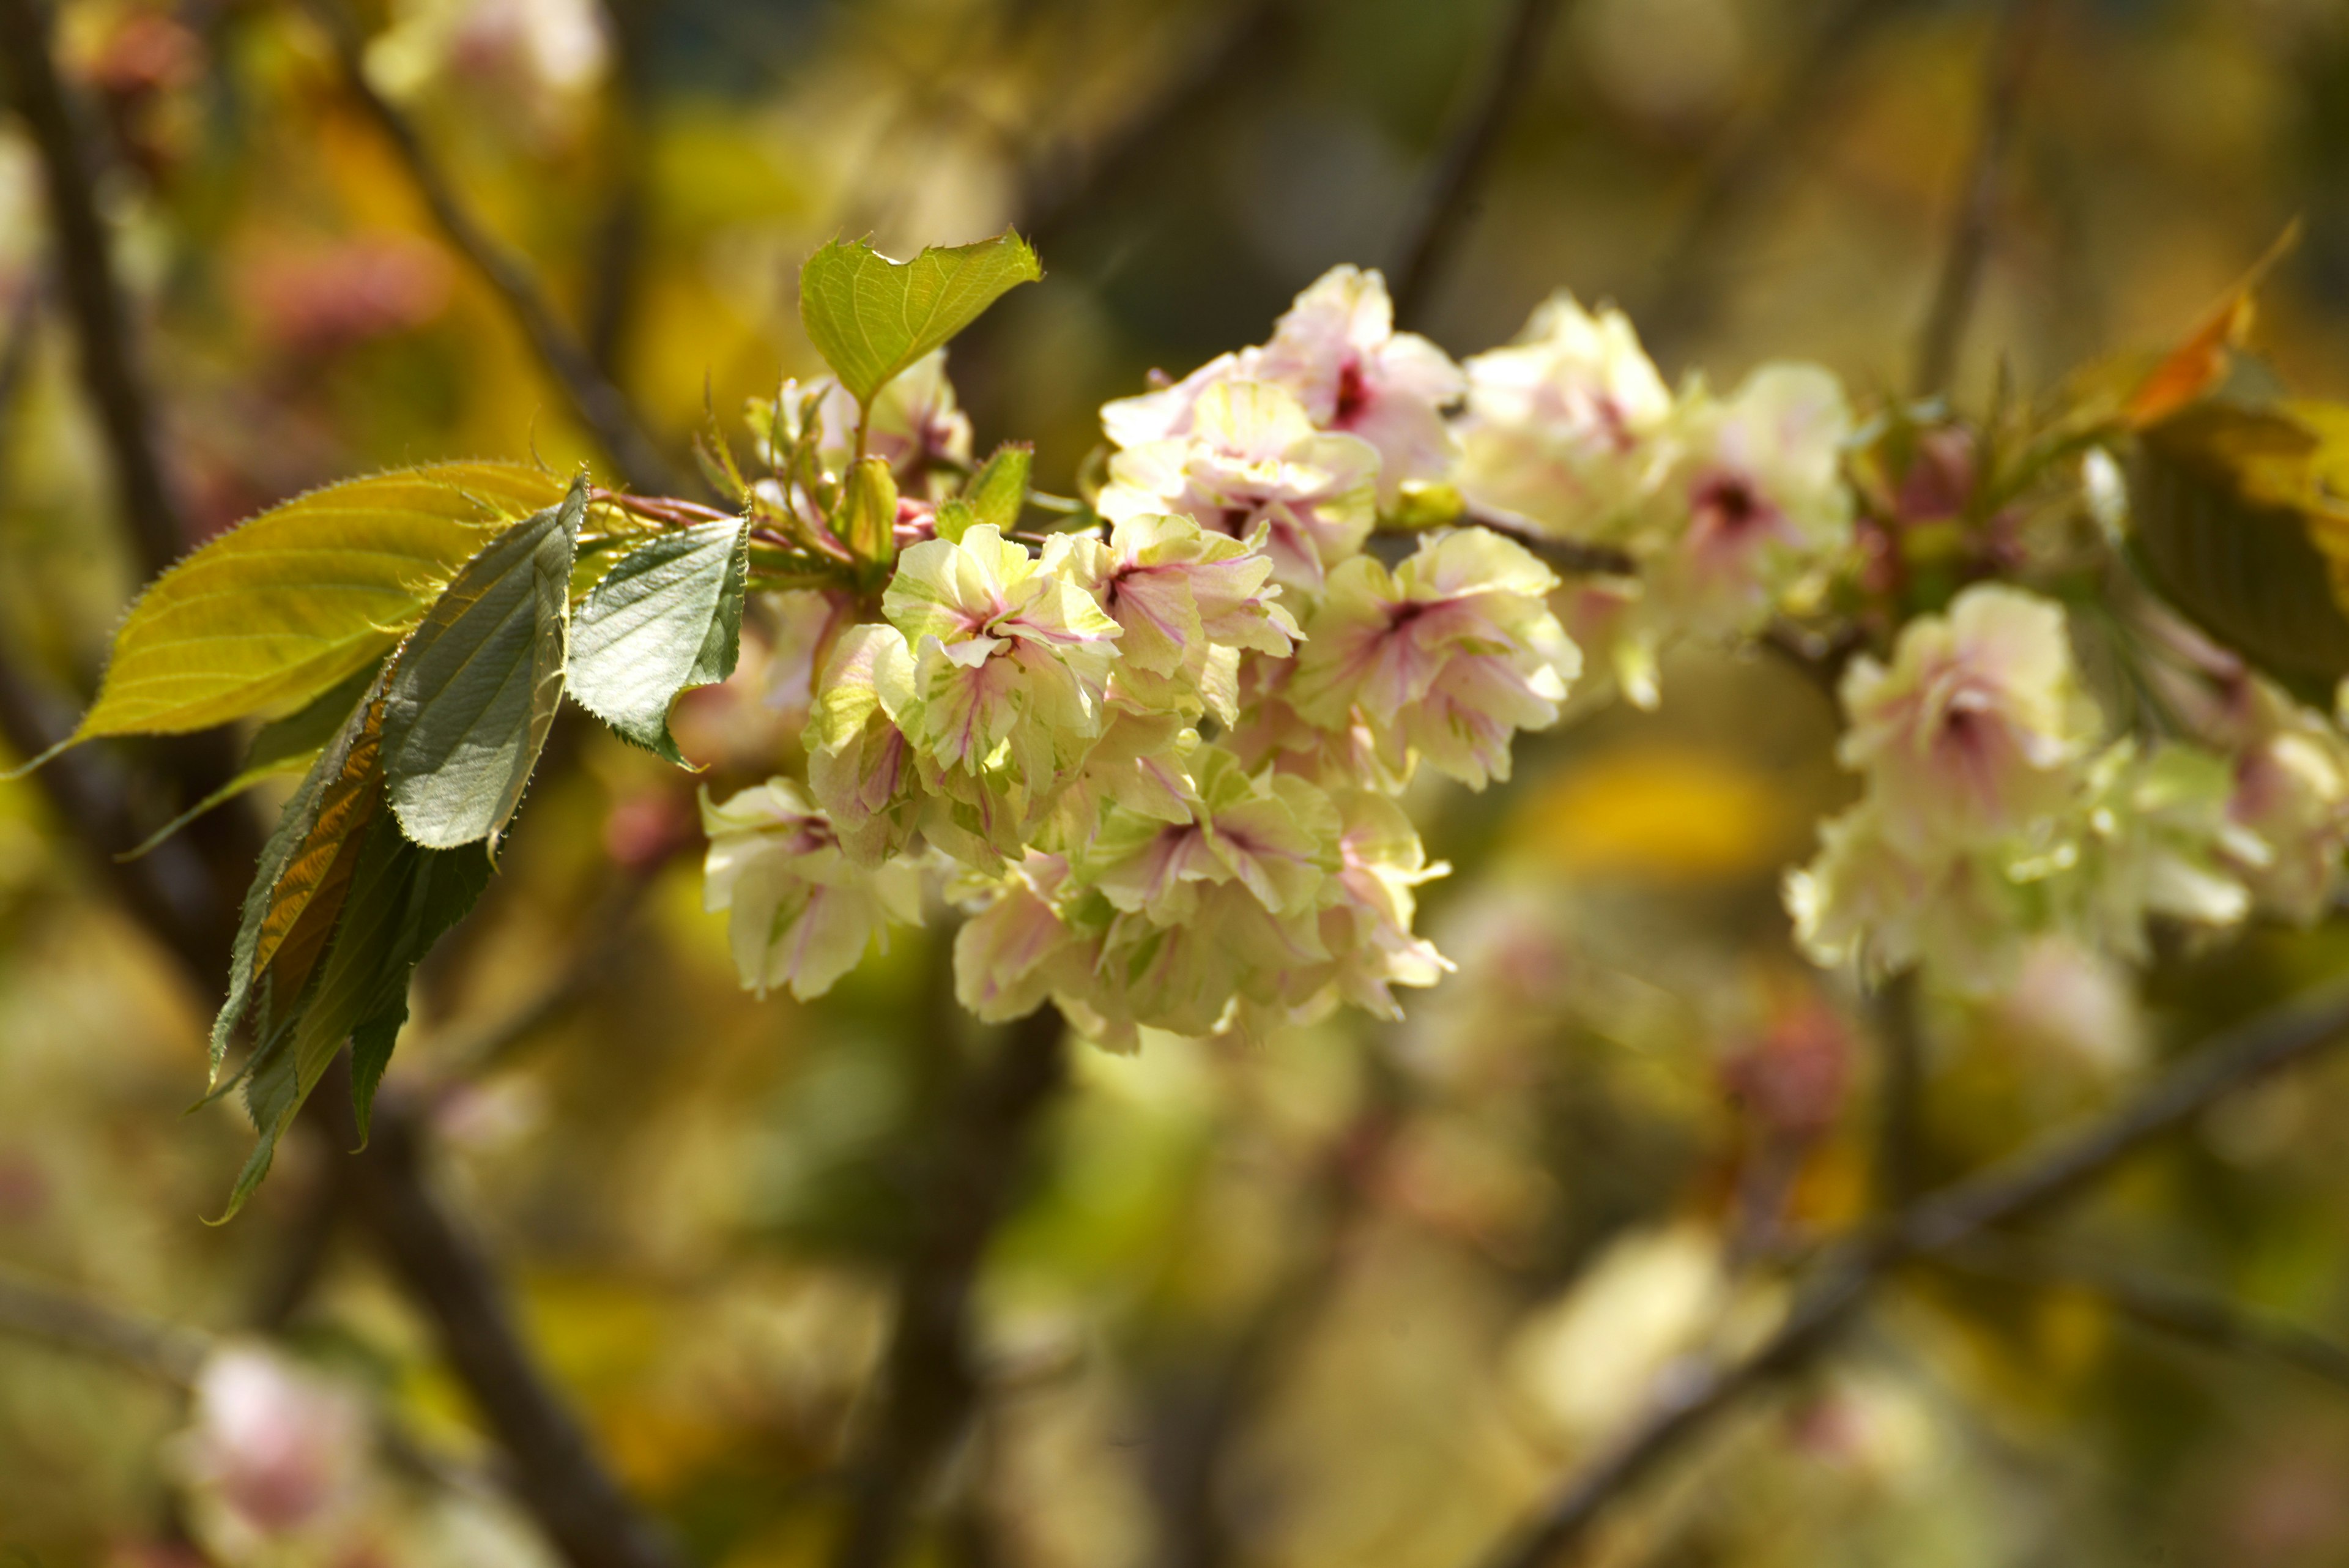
[
  {"x1": 298, "y1": 0, "x2": 682, "y2": 496},
  {"x1": 1011, "y1": 0, "x2": 1294, "y2": 255},
  {"x1": 1910, "y1": 0, "x2": 2060, "y2": 397},
  {"x1": 0, "y1": 34, "x2": 683, "y2": 1566},
  {"x1": 1389, "y1": 0, "x2": 1570, "y2": 329},
  {"x1": 0, "y1": 0, "x2": 182, "y2": 579},
  {"x1": 833, "y1": 1003, "x2": 1069, "y2": 1568},
  {"x1": 1934, "y1": 1238, "x2": 2349, "y2": 1396},
  {"x1": 311, "y1": 1058, "x2": 686, "y2": 1568},
  {"x1": 0, "y1": 1265, "x2": 211, "y2": 1387},
  {"x1": 1472, "y1": 975, "x2": 2349, "y2": 1568},
  {"x1": 1637, "y1": 0, "x2": 1911, "y2": 357}
]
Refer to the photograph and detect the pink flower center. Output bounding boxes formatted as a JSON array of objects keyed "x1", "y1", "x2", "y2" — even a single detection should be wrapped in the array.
[{"x1": 1332, "y1": 359, "x2": 1371, "y2": 428}]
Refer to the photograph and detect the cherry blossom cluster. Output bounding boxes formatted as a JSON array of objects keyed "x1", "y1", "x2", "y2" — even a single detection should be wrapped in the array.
[
  {"x1": 1787, "y1": 584, "x2": 2349, "y2": 993},
  {"x1": 699, "y1": 266, "x2": 1871, "y2": 1044}
]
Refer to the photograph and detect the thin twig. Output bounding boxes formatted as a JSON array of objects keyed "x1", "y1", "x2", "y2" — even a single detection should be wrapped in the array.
[
  {"x1": 833, "y1": 1003, "x2": 1069, "y2": 1568},
  {"x1": 311, "y1": 1058, "x2": 688, "y2": 1568},
  {"x1": 0, "y1": 0, "x2": 182, "y2": 578},
  {"x1": 431, "y1": 852, "x2": 672, "y2": 1090},
  {"x1": 0, "y1": 1265, "x2": 211, "y2": 1387},
  {"x1": 1638, "y1": 0, "x2": 1912, "y2": 357},
  {"x1": 1910, "y1": 0, "x2": 2060, "y2": 398},
  {"x1": 1934, "y1": 1238, "x2": 2349, "y2": 1396},
  {"x1": 298, "y1": 0, "x2": 682, "y2": 496},
  {"x1": 1011, "y1": 0, "x2": 1293, "y2": 254},
  {"x1": 1472, "y1": 975, "x2": 2349, "y2": 1568},
  {"x1": 1388, "y1": 0, "x2": 1570, "y2": 329}
]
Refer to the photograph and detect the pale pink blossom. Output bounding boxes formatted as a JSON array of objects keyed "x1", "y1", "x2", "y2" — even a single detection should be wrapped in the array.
[
  {"x1": 1290, "y1": 527, "x2": 1580, "y2": 786},
  {"x1": 1098, "y1": 381, "x2": 1379, "y2": 593},
  {"x1": 1837, "y1": 585, "x2": 2099, "y2": 855},
  {"x1": 1453, "y1": 292, "x2": 1675, "y2": 538}
]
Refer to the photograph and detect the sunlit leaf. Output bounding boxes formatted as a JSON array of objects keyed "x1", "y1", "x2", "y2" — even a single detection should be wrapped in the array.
[
  {"x1": 965, "y1": 442, "x2": 1031, "y2": 533},
  {"x1": 71, "y1": 463, "x2": 568, "y2": 745},
  {"x1": 2129, "y1": 401, "x2": 2349, "y2": 693},
  {"x1": 381, "y1": 476, "x2": 587, "y2": 850},
  {"x1": 840, "y1": 456, "x2": 897, "y2": 579},
  {"x1": 798, "y1": 230, "x2": 1041, "y2": 406},
  {"x1": 568, "y1": 516, "x2": 751, "y2": 765},
  {"x1": 2126, "y1": 221, "x2": 2299, "y2": 429}
]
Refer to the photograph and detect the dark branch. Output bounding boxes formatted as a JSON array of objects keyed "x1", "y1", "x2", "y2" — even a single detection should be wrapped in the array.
[
  {"x1": 1012, "y1": 0, "x2": 1294, "y2": 254},
  {"x1": 0, "y1": 0, "x2": 184, "y2": 578},
  {"x1": 1911, "y1": 0, "x2": 2060, "y2": 397},
  {"x1": 833, "y1": 1004, "x2": 1069, "y2": 1568},
  {"x1": 1473, "y1": 976, "x2": 2349, "y2": 1568},
  {"x1": 1389, "y1": 0, "x2": 1569, "y2": 329},
  {"x1": 1637, "y1": 0, "x2": 1911, "y2": 357},
  {"x1": 299, "y1": 0, "x2": 683, "y2": 496},
  {"x1": 1935, "y1": 1238, "x2": 2349, "y2": 1396},
  {"x1": 0, "y1": 1265, "x2": 211, "y2": 1387},
  {"x1": 0, "y1": 51, "x2": 683, "y2": 1568},
  {"x1": 312, "y1": 1059, "x2": 687, "y2": 1568}
]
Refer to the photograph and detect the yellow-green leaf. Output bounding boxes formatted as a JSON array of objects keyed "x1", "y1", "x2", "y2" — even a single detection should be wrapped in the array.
[
  {"x1": 841, "y1": 456, "x2": 898, "y2": 579},
  {"x1": 798, "y1": 230, "x2": 1041, "y2": 406},
  {"x1": 77, "y1": 463, "x2": 569, "y2": 743},
  {"x1": 2129, "y1": 401, "x2": 2349, "y2": 693}
]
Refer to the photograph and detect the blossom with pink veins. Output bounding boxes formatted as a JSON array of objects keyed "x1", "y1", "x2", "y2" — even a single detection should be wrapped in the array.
[
  {"x1": 1453, "y1": 291, "x2": 1675, "y2": 538},
  {"x1": 702, "y1": 778, "x2": 924, "y2": 1000},
  {"x1": 1836, "y1": 584, "x2": 2100, "y2": 856},
  {"x1": 1097, "y1": 381, "x2": 1379, "y2": 593},
  {"x1": 953, "y1": 851, "x2": 1084, "y2": 1023},
  {"x1": 1289, "y1": 526, "x2": 1580, "y2": 787},
  {"x1": 1647, "y1": 363, "x2": 1855, "y2": 638},
  {"x1": 1053, "y1": 511, "x2": 1299, "y2": 722},
  {"x1": 1085, "y1": 745, "x2": 1335, "y2": 929},
  {"x1": 880, "y1": 524, "x2": 1123, "y2": 786},
  {"x1": 1252, "y1": 266, "x2": 1464, "y2": 503},
  {"x1": 1319, "y1": 790, "x2": 1453, "y2": 1018},
  {"x1": 1100, "y1": 267, "x2": 1463, "y2": 508}
]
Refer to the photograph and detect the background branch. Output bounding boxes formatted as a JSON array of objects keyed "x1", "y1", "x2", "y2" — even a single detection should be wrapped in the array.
[
  {"x1": 1388, "y1": 0, "x2": 1569, "y2": 328},
  {"x1": 0, "y1": 1265, "x2": 210, "y2": 1387},
  {"x1": 299, "y1": 0, "x2": 682, "y2": 496},
  {"x1": 1638, "y1": 0, "x2": 1910, "y2": 357},
  {"x1": 833, "y1": 1003, "x2": 1068, "y2": 1568},
  {"x1": 1911, "y1": 0, "x2": 2060, "y2": 396},
  {"x1": 1474, "y1": 975, "x2": 2349, "y2": 1568},
  {"x1": 0, "y1": 15, "x2": 683, "y2": 1566},
  {"x1": 0, "y1": 0, "x2": 182, "y2": 579}
]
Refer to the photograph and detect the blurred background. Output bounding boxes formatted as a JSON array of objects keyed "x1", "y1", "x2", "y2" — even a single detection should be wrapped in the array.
[{"x1": 7, "y1": 0, "x2": 2349, "y2": 1564}]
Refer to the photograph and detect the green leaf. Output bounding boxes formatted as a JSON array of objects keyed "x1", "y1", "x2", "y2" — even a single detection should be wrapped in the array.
[
  {"x1": 220, "y1": 808, "x2": 492, "y2": 1218},
  {"x1": 208, "y1": 663, "x2": 396, "y2": 1082},
  {"x1": 567, "y1": 516, "x2": 751, "y2": 765},
  {"x1": 841, "y1": 457, "x2": 899, "y2": 579},
  {"x1": 380, "y1": 476, "x2": 587, "y2": 850},
  {"x1": 798, "y1": 230, "x2": 1041, "y2": 406},
  {"x1": 965, "y1": 442, "x2": 1032, "y2": 534},
  {"x1": 933, "y1": 499, "x2": 979, "y2": 546},
  {"x1": 73, "y1": 463, "x2": 568, "y2": 743},
  {"x1": 2129, "y1": 403, "x2": 2349, "y2": 696},
  {"x1": 120, "y1": 664, "x2": 384, "y2": 863}
]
